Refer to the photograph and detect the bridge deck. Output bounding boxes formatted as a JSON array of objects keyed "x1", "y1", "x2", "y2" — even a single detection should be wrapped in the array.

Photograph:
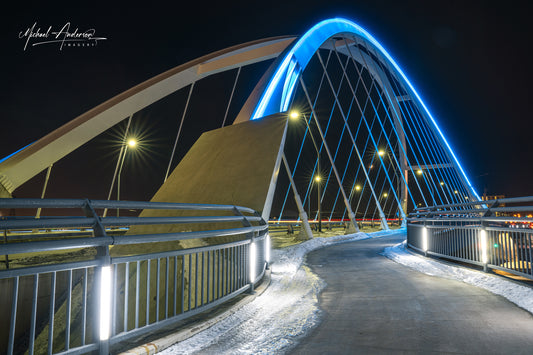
[{"x1": 292, "y1": 233, "x2": 533, "y2": 354}]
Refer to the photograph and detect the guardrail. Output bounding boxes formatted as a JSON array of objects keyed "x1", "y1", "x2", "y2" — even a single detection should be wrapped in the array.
[
  {"x1": 407, "y1": 196, "x2": 533, "y2": 280},
  {"x1": 0, "y1": 198, "x2": 269, "y2": 355}
]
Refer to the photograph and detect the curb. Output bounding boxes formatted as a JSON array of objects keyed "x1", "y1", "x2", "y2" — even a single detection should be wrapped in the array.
[{"x1": 119, "y1": 269, "x2": 271, "y2": 355}]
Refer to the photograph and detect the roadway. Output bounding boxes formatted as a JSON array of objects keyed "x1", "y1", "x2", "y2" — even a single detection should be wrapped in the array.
[{"x1": 291, "y1": 232, "x2": 533, "y2": 354}]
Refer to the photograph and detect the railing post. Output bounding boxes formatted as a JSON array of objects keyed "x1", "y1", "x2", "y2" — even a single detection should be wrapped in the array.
[
  {"x1": 248, "y1": 232, "x2": 256, "y2": 294},
  {"x1": 83, "y1": 200, "x2": 111, "y2": 355},
  {"x1": 233, "y1": 207, "x2": 257, "y2": 294},
  {"x1": 422, "y1": 221, "x2": 428, "y2": 257},
  {"x1": 480, "y1": 222, "x2": 488, "y2": 273}
]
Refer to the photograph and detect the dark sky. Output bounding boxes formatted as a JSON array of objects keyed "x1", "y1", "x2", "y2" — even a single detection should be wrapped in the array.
[{"x1": 2, "y1": 0, "x2": 532, "y2": 199}]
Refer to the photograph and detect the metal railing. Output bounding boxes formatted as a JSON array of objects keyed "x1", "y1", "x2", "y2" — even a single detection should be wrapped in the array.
[
  {"x1": 407, "y1": 196, "x2": 533, "y2": 280},
  {"x1": 0, "y1": 198, "x2": 269, "y2": 355}
]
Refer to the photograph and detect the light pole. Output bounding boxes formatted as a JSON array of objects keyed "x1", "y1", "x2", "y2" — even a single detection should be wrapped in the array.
[
  {"x1": 116, "y1": 138, "x2": 137, "y2": 217},
  {"x1": 291, "y1": 111, "x2": 322, "y2": 232}
]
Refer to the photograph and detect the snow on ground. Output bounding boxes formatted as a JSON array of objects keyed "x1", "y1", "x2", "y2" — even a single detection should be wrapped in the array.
[
  {"x1": 159, "y1": 229, "x2": 532, "y2": 354},
  {"x1": 382, "y1": 240, "x2": 533, "y2": 314},
  {"x1": 159, "y1": 232, "x2": 374, "y2": 354}
]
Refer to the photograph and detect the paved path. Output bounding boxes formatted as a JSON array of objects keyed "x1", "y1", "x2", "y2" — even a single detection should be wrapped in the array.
[{"x1": 291, "y1": 233, "x2": 533, "y2": 354}]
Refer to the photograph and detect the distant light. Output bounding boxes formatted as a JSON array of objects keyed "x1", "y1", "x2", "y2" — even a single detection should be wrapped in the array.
[
  {"x1": 289, "y1": 111, "x2": 299, "y2": 120},
  {"x1": 493, "y1": 243, "x2": 499, "y2": 248},
  {"x1": 383, "y1": 192, "x2": 388, "y2": 198},
  {"x1": 315, "y1": 175, "x2": 321, "y2": 182},
  {"x1": 378, "y1": 150, "x2": 385, "y2": 157},
  {"x1": 127, "y1": 139, "x2": 137, "y2": 148},
  {"x1": 454, "y1": 190, "x2": 458, "y2": 194},
  {"x1": 99, "y1": 266, "x2": 112, "y2": 340},
  {"x1": 440, "y1": 181, "x2": 444, "y2": 186},
  {"x1": 355, "y1": 185, "x2": 361, "y2": 191},
  {"x1": 416, "y1": 169, "x2": 423, "y2": 175},
  {"x1": 249, "y1": 242, "x2": 257, "y2": 284}
]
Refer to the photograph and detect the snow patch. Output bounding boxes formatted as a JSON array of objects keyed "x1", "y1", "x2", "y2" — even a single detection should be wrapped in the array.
[
  {"x1": 159, "y1": 232, "x2": 374, "y2": 354},
  {"x1": 382, "y1": 241, "x2": 533, "y2": 314}
]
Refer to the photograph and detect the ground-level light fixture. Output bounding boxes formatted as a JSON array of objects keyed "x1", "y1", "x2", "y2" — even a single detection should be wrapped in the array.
[
  {"x1": 480, "y1": 230, "x2": 488, "y2": 264},
  {"x1": 99, "y1": 265, "x2": 112, "y2": 341},
  {"x1": 422, "y1": 227, "x2": 428, "y2": 252},
  {"x1": 249, "y1": 241, "x2": 257, "y2": 284}
]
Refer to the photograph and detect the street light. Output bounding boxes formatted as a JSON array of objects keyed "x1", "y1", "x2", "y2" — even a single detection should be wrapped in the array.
[
  {"x1": 290, "y1": 110, "x2": 322, "y2": 232},
  {"x1": 116, "y1": 137, "x2": 137, "y2": 217}
]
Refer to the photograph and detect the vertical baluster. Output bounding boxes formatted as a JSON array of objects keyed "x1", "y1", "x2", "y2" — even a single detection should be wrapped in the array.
[
  {"x1": 181, "y1": 256, "x2": 185, "y2": 314},
  {"x1": 65, "y1": 270, "x2": 72, "y2": 350},
  {"x1": 48, "y1": 272, "x2": 56, "y2": 355},
  {"x1": 222, "y1": 249, "x2": 226, "y2": 296},
  {"x1": 135, "y1": 260, "x2": 140, "y2": 329},
  {"x1": 195, "y1": 253, "x2": 199, "y2": 309},
  {"x1": 505, "y1": 233, "x2": 511, "y2": 270},
  {"x1": 232, "y1": 247, "x2": 236, "y2": 291},
  {"x1": 218, "y1": 249, "x2": 221, "y2": 298},
  {"x1": 165, "y1": 257, "x2": 169, "y2": 318},
  {"x1": 520, "y1": 232, "x2": 526, "y2": 274},
  {"x1": 29, "y1": 274, "x2": 39, "y2": 355},
  {"x1": 156, "y1": 258, "x2": 161, "y2": 322},
  {"x1": 527, "y1": 233, "x2": 533, "y2": 276},
  {"x1": 124, "y1": 262, "x2": 129, "y2": 332},
  {"x1": 188, "y1": 254, "x2": 192, "y2": 312},
  {"x1": 81, "y1": 268, "x2": 88, "y2": 345},
  {"x1": 201, "y1": 252, "x2": 205, "y2": 307},
  {"x1": 146, "y1": 260, "x2": 151, "y2": 326},
  {"x1": 7, "y1": 276, "x2": 19, "y2": 355},
  {"x1": 512, "y1": 232, "x2": 517, "y2": 271},
  {"x1": 174, "y1": 256, "x2": 178, "y2": 316},
  {"x1": 226, "y1": 248, "x2": 230, "y2": 294},
  {"x1": 207, "y1": 251, "x2": 211, "y2": 304}
]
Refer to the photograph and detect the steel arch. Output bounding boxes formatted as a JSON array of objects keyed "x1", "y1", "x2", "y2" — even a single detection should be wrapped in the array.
[{"x1": 234, "y1": 18, "x2": 479, "y2": 227}]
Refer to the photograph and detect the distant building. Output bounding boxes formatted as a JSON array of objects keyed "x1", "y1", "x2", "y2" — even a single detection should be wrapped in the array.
[{"x1": 482, "y1": 193, "x2": 505, "y2": 204}]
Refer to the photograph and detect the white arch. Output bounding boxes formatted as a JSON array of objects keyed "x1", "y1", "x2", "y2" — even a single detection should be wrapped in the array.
[{"x1": 0, "y1": 36, "x2": 296, "y2": 195}]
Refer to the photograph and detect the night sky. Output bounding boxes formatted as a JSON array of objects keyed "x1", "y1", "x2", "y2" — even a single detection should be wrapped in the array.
[{"x1": 2, "y1": 0, "x2": 532, "y2": 200}]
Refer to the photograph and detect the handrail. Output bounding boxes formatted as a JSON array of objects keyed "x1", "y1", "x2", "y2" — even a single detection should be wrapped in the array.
[
  {"x1": 0, "y1": 198, "x2": 270, "y2": 355},
  {"x1": 406, "y1": 196, "x2": 532, "y2": 282},
  {"x1": 0, "y1": 198, "x2": 258, "y2": 213},
  {"x1": 409, "y1": 196, "x2": 533, "y2": 219}
]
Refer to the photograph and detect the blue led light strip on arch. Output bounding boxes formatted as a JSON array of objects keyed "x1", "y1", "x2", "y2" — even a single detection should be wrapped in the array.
[{"x1": 250, "y1": 17, "x2": 480, "y2": 201}]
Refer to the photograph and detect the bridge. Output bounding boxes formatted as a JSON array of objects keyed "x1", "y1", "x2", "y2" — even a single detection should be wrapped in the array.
[{"x1": 1, "y1": 18, "x2": 532, "y2": 354}]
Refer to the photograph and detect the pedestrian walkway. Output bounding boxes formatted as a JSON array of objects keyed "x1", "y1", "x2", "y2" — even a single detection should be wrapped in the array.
[{"x1": 291, "y1": 233, "x2": 533, "y2": 354}]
